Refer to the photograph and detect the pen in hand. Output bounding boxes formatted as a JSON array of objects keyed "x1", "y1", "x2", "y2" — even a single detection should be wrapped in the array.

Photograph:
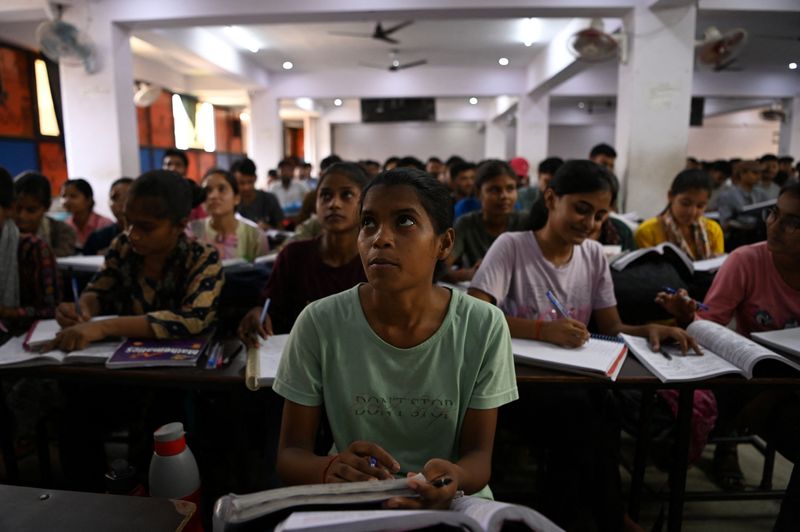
[
  {"x1": 431, "y1": 477, "x2": 453, "y2": 488},
  {"x1": 662, "y1": 286, "x2": 709, "y2": 311},
  {"x1": 70, "y1": 267, "x2": 83, "y2": 319}
]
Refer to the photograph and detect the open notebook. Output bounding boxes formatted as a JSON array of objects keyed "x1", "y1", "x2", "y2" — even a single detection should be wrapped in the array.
[
  {"x1": 751, "y1": 328, "x2": 800, "y2": 358},
  {"x1": 245, "y1": 334, "x2": 290, "y2": 390},
  {"x1": 623, "y1": 320, "x2": 800, "y2": 383},
  {"x1": 23, "y1": 316, "x2": 118, "y2": 351},
  {"x1": 511, "y1": 336, "x2": 628, "y2": 381},
  {"x1": 0, "y1": 335, "x2": 120, "y2": 367}
]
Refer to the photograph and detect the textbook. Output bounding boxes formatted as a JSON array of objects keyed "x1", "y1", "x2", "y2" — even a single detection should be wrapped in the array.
[
  {"x1": 511, "y1": 336, "x2": 628, "y2": 381},
  {"x1": 271, "y1": 497, "x2": 562, "y2": 532},
  {"x1": 751, "y1": 328, "x2": 800, "y2": 358},
  {"x1": 212, "y1": 476, "x2": 562, "y2": 532},
  {"x1": 245, "y1": 334, "x2": 290, "y2": 390},
  {"x1": 622, "y1": 320, "x2": 800, "y2": 383},
  {"x1": 610, "y1": 242, "x2": 727, "y2": 275},
  {"x1": 0, "y1": 335, "x2": 121, "y2": 367},
  {"x1": 106, "y1": 336, "x2": 211, "y2": 368},
  {"x1": 23, "y1": 316, "x2": 118, "y2": 351}
]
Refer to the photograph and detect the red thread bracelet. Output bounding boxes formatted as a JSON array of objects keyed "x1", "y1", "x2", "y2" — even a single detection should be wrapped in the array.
[{"x1": 322, "y1": 454, "x2": 340, "y2": 483}]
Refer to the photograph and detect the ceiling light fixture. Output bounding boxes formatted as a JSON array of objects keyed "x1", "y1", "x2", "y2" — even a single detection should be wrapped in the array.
[
  {"x1": 239, "y1": 112, "x2": 250, "y2": 122},
  {"x1": 521, "y1": 18, "x2": 542, "y2": 47},
  {"x1": 578, "y1": 102, "x2": 586, "y2": 109},
  {"x1": 282, "y1": 61, "x2": 294, "y2": 70},
  {"x1": 498, "y1": 57, "x2": 509, "y2": 66},
  {"x1": 223, "y1": 25, "x2": 261, "y2": 53},
  {"x1": 333, "y1": 98, "x2": 343, "y2": 107},
  {"x1": 469, "y1": 97, "x2": 478, "y2": 105},
  {"x1": 790, "y1": 62, "x2": 798, "y2": 70}
]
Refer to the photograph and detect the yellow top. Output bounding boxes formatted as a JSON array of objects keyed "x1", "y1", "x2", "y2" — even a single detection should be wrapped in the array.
[{"x1": 634, "y1": 216, "x2": 724, "y2": 259}]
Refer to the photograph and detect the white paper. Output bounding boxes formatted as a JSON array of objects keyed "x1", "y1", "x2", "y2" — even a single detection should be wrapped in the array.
[
  {"x1": 622, "y1": 334, "x2": 742, "y2": 383},
  {"x1": 692, "y1": 254, "x2": 728, "y2": 272},
  {"x1": 0, "y1": 336, "x2": 118, "y2": 367},
  {"x1": 453, "y1": 496, "x2": 563, "y2": 532},
  {"x1": 751, "y1": 328, "x2": 800, "y2": 358},
  {"x1": 25, "y1": 316, "x2": 119, "y2": 349},
  {"x1": 511, "y1": 337, "x2": 626, "y2": 379},
  {"x1": 56, "y1": 254, "x2": 104, "y2": 272}
]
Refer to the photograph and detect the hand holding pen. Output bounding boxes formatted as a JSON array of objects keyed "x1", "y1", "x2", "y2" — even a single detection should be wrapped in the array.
[
  {"x1": 55, "y1": 269, "x2": 91, "y2": 327},
  {"x1": 543, "y1": 290, "x2": 589, "y2": 348},
  {"x1": 386, "y1": 458, "x2": 461, "y2": 510},
  {"x1": 655, "y1": 286, "x2": 706, "y2": 326}
]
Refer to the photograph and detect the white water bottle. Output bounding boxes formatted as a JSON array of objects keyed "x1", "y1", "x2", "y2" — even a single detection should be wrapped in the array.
[{"x1": 149, "y1": 422, "x2": 201, "y2": 501}]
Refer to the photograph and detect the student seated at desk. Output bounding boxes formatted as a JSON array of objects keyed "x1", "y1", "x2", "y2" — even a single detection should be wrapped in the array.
[
  {"x1": 48, "y1": 170, "x2": 223, "y2": 351},
  {"x1": 716, "y1": 160, "x2": 769, "y2": 230},
  {"x1": 238, "y1": 162, "x2": 369, "y2": 343},
  {"x1": 658, "y1": 182, "x2": 800, "y2": 529},
  {"x1": 12, "y1": 171, "x2": 77, "y2": 257},
  {"x1": 635, "y1": 169, "x2": 724, "y2": 259},
  {"x1": 61, "y1": 178, "x2": 114, "y2": 250},
  {"x1": 273, "y1": 168, "x2": 518, "y2": 508},
  {"x1": 82, "y1": 177, "x2": 132, "y2": 256},
  {"x1": 188, "y1": 168, "x2": 268, "y2": 262},
  {"x1": 468, "y1": 160, "x2": 696, "y2": 531},
  {"x1": 444, "y1": 160, "x2": 527, "y2": 283},
  {"x1": 0, "y1": 167, "x2": 59, "y2": 335}
]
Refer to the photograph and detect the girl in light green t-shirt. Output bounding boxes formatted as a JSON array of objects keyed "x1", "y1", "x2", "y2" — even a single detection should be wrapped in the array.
[{"x1": 273, "y1": 168, "x2": 518, "y2": 510}]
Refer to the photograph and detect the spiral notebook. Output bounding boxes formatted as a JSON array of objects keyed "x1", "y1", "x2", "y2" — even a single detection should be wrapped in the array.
[{"x1": 511, "y1": 335, "x2": 627, "y2": 381}]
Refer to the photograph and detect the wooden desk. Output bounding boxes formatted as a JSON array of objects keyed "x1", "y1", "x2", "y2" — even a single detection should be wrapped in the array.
[{"x1": 0, "y1": 484, "x2": 194, "y2": 531}]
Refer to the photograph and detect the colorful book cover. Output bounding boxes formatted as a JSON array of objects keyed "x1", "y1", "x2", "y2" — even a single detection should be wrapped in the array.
[{"x1": 106, "y1": 337, "x2": 209, "y2": 368}]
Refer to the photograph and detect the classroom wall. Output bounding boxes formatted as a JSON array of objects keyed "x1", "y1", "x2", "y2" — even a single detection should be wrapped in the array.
[
  {"x1": 548, "y1": 125, "x2": 617, "y2": 161},
  {"x1": 687, "y1": 108, "x2": 781, "y2": 160},
  {"x1": 331, "y1": 121, "x2": 484, "y2": 162}
]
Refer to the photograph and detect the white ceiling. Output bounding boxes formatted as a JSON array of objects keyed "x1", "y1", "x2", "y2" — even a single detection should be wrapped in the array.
[{"x1": 199, "y1": 18, "x2": 573, "y2": 72}]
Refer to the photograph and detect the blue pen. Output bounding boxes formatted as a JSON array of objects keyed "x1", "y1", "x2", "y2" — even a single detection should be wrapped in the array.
[
  {"x1": 546, "y1": 290, "x2": 572, "y2": 319},
  {"x1": 258, "y1": 298, "x2": 272, "y2": 327},
  {"x1": 69, "y1": 268, "x2": 82, "y2": 318},
  {"x1": 662, "y1": 286, "x2": 709, "y2": 311},
  {"x1": 368, "y1": 456, "x2": 378, "y2": 468}
]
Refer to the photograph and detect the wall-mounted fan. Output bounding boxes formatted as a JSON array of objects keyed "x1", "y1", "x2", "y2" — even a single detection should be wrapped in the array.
[
  {"x1": 330, "y1": 21, "x2": 414, "y2": 45},
  {"x1": 35, "y1": 6, "x2": 97, "y2": 74},
  {"x1": 695, "y1": 27, "x2": 748, "y2": 72},
  {"x1": 133, "y1": 82, "x2": 162, "y2": 108},
  {"x1": 360, "y1": 49, "x2": 428, "y2": 72},
  {"x1": 760, "y1": 103, "x2": 786, "y2": 122},
  {"x1": 567, "y1": 19, "x2": 621, "y2": 63}
]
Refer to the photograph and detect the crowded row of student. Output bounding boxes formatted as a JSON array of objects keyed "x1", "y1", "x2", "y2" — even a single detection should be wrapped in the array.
[{"x1": 1, "y1": 152, "x2": 798, "y2": 530}]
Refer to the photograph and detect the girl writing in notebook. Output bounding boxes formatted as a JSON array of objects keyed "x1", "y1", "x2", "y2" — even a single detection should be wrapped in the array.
[
  {"x1": 468, "y1": 160, "x2": 695, "y2": 531},
  {"x1": 188, "y1": 168, "x2": 268, "y2": 262},
  {"x1": 469, "y1": 159, "x2": 698, "y2": 351},
  {"x1": 634, "y1": 169, "x2": 724, "y2": 259},
  {"x1": 48, "y1": 170, "x2": 223, "y2": 352},
  {"x1": 658, "y1": 182, "x2": 800, "y2": 528},
  {"x1": 272, "y1": 168, "x2": 518, "y2": 509},
  {"x1": 238, "y1": 162, "x2": 369, "y2": 342}
]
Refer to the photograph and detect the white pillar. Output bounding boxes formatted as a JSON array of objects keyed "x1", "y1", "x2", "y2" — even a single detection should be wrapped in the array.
[
  {"x1": 779, "y1": 96, "x2": 800, "y2": 157},
  {"x1": 515, "y1": 94, "x2": 549, "y2": 166},
  {"x1": 247, "y1": 90, "x2": 282, "y2": 188},
  {"x1": 484, "y1": 120, "x2": 506, "y2": 160},
  {"x1": 614, "y1": 2, "x2": 696, "y2": 216},
  {"x1": 59, "y1": 3, "x2": 138, "y2": 218}
]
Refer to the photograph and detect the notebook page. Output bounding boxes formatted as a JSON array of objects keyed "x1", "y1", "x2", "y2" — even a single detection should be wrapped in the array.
[
  {"x1": 622, "y1": 334, "x2": 742, "y2": 382},
  {"x1": 751, "y1": 328, "x2": 800, "y2": 358},
  {"x1": 26, "y1": 316, "x2": 119, "y2": 349},
  {"x1": 452, "y1": 496, "x2": 563, "y2": 532},
  {"x1": 246, "y1": 334, "x2": 290, "y2": 390},
  {"x1": 692, "y1": 254, "x2": 728, "y2": 272},
  {"x1": 56, "y1": 254, "x2": 104, "y2": 272},
  {"x1": 0, "y1": 336, "x2": 64, "y2": 366},
  {"x1": 511, "y1": 337, "x2": 624, "y2": 374}
]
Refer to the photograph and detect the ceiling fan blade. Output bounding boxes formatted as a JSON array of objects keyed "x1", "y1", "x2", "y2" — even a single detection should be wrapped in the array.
[
  {"x1": 329, "y1": 31, "x2": 374, "y2": 39},
  {"x1": 713, "y1": 57, "x2": 739, "y2": 72},
  {"x1": 358, "y1": 62, "x2": 388, "y2": 70},
  {"x1": 383, "y1": 20, "x2": 414, "y2": 35},
  {"x1": 396, "y1": 59, "x2": 428, "y2": 70}
]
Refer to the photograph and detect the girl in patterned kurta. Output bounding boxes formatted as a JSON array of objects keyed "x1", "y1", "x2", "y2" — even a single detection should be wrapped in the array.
[
  {"x1": 0, "y1": 168, "x2": 60, "y2": 336},
  {"x1": 47, "y1": 170, "x2": 223, "y2": 351}
]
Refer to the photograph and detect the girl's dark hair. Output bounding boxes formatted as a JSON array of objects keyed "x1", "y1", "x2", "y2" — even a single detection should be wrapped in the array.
[
  {"x1": 669, "y1": 169, "x2": 713, "y2": 196},
  {"x1": 361, "y1": 167, "x2": 453, "y2": 281},
  {"x1": 382, "y1": 156, "x2": 400, "y2": 170},
  {"x1": 13, "y1": 172, "x2": 52, "y2": 209},
  {"x1": 318, "y1": 161, "x2": 369, "y2": 191},
  {"x1": 64, "y1": 178, "x2": 95, "y2": 209},
  {"x1": 780, "y1": 181, "x2": 800, "y2": 198},
  {"x1": 163, "y1": 148, "x2": 189, "y2": 168},
  {"x1": 111, "y1": 177, "x2": 134, "y2": 188},
  {"x1": 0, "y1": 167, "x2": 13, "y2": 209},
  {"x1": 128, "y1": 170, "x2": 199, "y2": 224},
  {"x1": 528, "y1": 160, "x2": 618, "y2": 231},
  {"x1": 475, "y1": 159, "x2": 516, "y2": 191},
  {"x1": 202, "y1": 168, "x2": 239, "y2": 195}
]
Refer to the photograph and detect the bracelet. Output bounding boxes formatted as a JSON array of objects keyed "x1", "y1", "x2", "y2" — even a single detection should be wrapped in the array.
[
  {"x1": 321, "y1": 454, "x2": 340, "y2": 483},
  {"x1": 533, "y1": 320, "x2": 543, "y2": 341}
]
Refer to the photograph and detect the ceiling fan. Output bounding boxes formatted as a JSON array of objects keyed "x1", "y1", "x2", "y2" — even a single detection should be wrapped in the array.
[
  {"x1": 566, "y1": 19, "x2": 624, "y2": 63},
  {"x1": 329, "y1": 21, "x2": 414, "y2": 45},
  {"x1": 695, "y1": 26, "x2": 748, "y2": 72},
  {"x1": 359, "y1": 49, "x2": 428, "y2": 72}
]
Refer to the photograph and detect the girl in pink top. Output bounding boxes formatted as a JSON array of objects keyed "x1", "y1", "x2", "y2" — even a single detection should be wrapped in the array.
[{"x1": 62, "y1": 179, "x2": 113, "y2": 248}]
